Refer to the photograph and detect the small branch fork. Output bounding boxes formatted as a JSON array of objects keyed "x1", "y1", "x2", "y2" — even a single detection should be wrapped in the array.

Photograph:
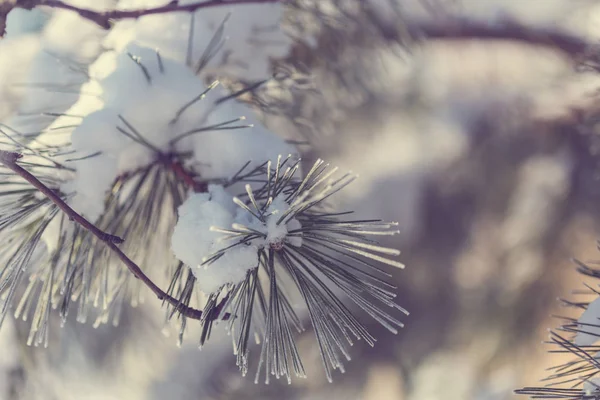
[{"x1": 0, "y1": 150, "x2": 212, "y2": 321}]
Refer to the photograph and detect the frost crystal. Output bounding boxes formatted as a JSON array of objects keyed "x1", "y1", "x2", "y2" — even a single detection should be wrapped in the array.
[{"x1": 61, "y1": 43, "x2": 295, "y2": 220}]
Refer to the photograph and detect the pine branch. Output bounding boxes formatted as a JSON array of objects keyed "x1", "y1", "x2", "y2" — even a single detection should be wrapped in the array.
[{"x1": 0, "y1": 149, "x2": 219, "y2": 321}]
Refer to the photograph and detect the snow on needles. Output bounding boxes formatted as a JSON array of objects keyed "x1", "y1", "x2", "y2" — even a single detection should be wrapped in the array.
[
  {"x1": 64, "y1": 44, "x2": 208, "y2": 220},
  {"x1": 63, "y1": 43, "x2": 296, "y2": 220},
  {"x1": 171, "y1": 185, "x2": 302, "y2": 294}
]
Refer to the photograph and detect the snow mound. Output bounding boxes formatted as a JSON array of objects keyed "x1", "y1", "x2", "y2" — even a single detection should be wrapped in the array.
[
  {"x1": 64, "y1": 44, "x2": 210, "y2": 219},
  {"x1": 63, "y1": 43, "x2": 296, "y2": 220},
  {"x1": 171, "y1": 185, "x2": 302, "y2": 294}
]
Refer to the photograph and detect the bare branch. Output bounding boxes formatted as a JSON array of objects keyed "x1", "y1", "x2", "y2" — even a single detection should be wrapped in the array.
[
  {"x1": 16, "y1": 0, "x2": 281, "y2": 30},
  {"x1": 414, "y1": 17, "x2": 591, "y2": 59},
  {"x1": 0, "y1": 150, "x2": 217, "y2": 321},
  {"x1": 362, "y1": 8, "x2": 593, "y2": 61}
]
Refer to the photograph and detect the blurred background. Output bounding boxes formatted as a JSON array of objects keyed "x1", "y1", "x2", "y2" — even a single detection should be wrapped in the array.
[{"x1": 2, "y1": 0, "x2": 600, "y2": 398}]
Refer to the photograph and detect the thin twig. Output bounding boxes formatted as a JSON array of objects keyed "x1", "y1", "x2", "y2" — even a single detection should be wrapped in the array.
[
  {"x1": 0, "y1": 150, "x2": 214, "y2": 321},
  {"x1": 17, "y1": 0, "x2": 281, "y2": 30},
  {"x1": 0, "y1": 151, "x2": 122, "y2": 244}
]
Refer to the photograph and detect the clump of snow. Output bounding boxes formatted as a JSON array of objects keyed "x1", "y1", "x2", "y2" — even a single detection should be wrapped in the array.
[
  {"x1": 64, "y1": 44, "x2": 210, "y2": 220},
  {"x1": 192, "y1": 96, "x2": 296, "y2": 180},
  {"x1": 171, "y1": 186, "x2": 302, "y2": 294},
  {"x1": 171, "y1": 185, "x2": 259, "y2": 294},
  {"x1": 105, "y1": 0, "x2": 213, "y2": 64},
  {"x1": 0, "y1": 34, "x2": 40, "y2": 120},
  {"x1": 574, "y1": 296, "x2": 600, "y2": 346},
  {"x1": 63, "y1": 41, "x2": 296, "y2": 220},
  {"x1": 3, "y1": 0, "x2": 112, "y2": 136},
  {"x1": 262, "y1": 194, "x2": 303, "y2": 248}
]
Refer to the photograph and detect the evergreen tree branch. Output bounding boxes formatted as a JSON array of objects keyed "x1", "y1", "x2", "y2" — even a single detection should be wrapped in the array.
[{"x1": 0, "y1": 149, "x2": 219, "y2": 321}]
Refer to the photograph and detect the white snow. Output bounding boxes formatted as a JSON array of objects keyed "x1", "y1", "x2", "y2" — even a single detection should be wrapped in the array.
[
  {"x1": 2, "y1": 0, "x2": 111, "y2": 136},
  {"x1": 64, "y1": 44, "x2": 212, "y2": 219},
  {"x1": 575, "y1": 296, "x2": 600, "y2": 346},
  {"x1": 104, "y1": 0, "x2": 291, "y2": 81},
  {"x1": 0, "y1": 34, "x2": 40, "y2": 120},
  {"x1": 191, "y1": 95, "x2": 297, "y2": 180},
  {"x1": 62, "y1": 41, "x2": 296, "y2": 220},
  {"x1": 171, "y1": 185, "x2": 259, "y2": 294},
  {"x1": 263, "y1": 194, "x2": 303, "y2": 248},
  {"x1": 171, "y1": 186, "x2": 302, "y2": 294}
]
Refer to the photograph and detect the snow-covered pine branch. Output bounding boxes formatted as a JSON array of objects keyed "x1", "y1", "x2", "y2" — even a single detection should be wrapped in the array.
[{"x1": 0, "y1": 0, "x2": 407, "y2": 382}]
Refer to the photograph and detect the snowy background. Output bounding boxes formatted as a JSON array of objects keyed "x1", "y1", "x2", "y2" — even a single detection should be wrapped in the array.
[{"x1": 2, "y1": 0, "x2": 600, "y2": 399}]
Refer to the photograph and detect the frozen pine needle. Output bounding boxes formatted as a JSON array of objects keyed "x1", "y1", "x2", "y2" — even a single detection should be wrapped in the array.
[
  {"x1": 516, "y1": 262, "x2": 600, "y2": 399},
  {"x1": 171, "y1": 157, "x2": 408, "y2": 383},
  {"x1": 0, "y1": 41, "x2": 293, "y2": 347}
]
